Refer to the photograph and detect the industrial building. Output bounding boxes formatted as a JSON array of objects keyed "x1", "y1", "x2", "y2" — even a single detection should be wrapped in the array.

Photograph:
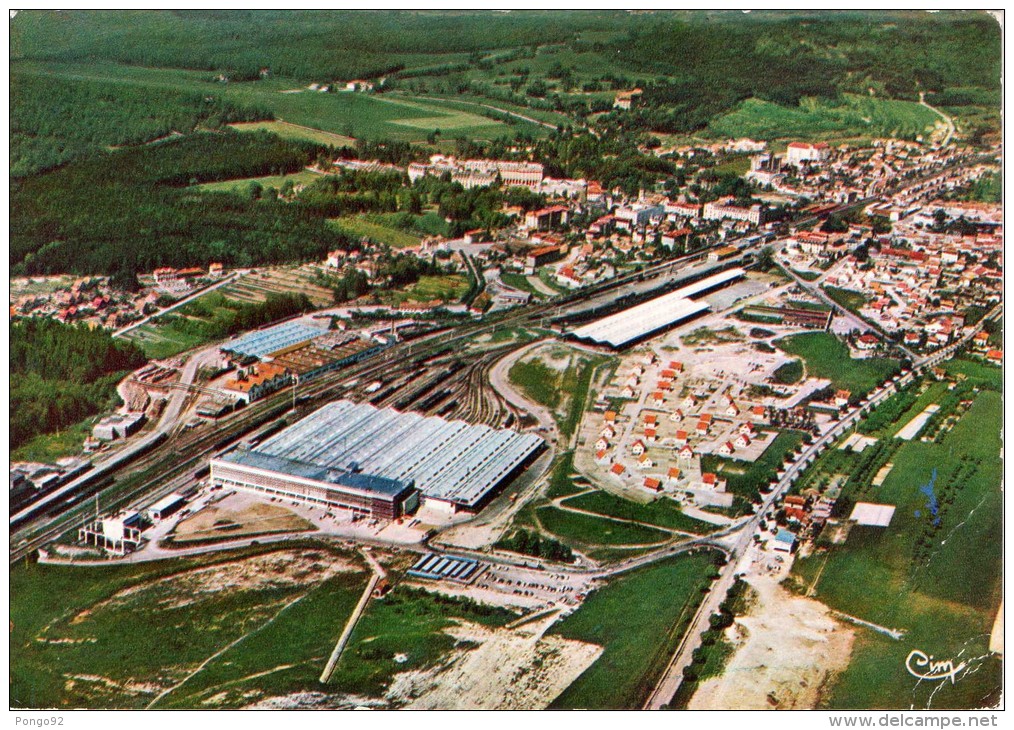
[
  {"x1": 79, "y1": 510, "x2": 143, "y2": 554},
  {"x1": 408, "y1": 553, "x2": 481, "y2": 582},
  {"x1": 221, "y1": 321, "x2": 328, "y2": 361},
  {"x1": 569, "y1": 268, "x2": 745, "y2": 348},
  {"x1": 148, "y1": 492, "x2": 187, "y2": 521},
  {"x1": 209, "y1": 400, "x2": 544, "y2": 517}
]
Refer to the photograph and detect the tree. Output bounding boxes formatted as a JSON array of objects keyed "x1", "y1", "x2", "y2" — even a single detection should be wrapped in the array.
[{"x1": 756, "y1": 245, "x2": 776, "y2": 272}]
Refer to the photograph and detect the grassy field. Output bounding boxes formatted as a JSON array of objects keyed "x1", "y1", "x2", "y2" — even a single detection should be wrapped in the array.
[
  {"x1": 791, "y1": 389, "x2": 1002, "y2": 709},
  {"x1": 707, "y1": 94, "x2": 940, "y2": 142},
  {"x1": 10, "y1": 544, "x2": 368, "y2": 709},
  {"x1": 125, "y1": 320, "x2": 213, "y2": 360},
  {"x1": 193, "y1": 169, "x2": 323, "y2": 195},
  {"x1": 328, "y1": 586, "x2": 516, "y2": 699},
  {"x1": 772, "y1": 358, "x2": 803, "y2": 384},
  {"x1": 500, "y1": 271, "x2": 546, "y2": 298},
  {"x1": 701, "y1": 430, "x2": 803, "y2": 500},
  {"x1": 229, "y1": 120, "x2": 356, "y2": 147},
  {"x1": 823, "y1": 285, "x2": 870, "y2": 314},
  {"x1": 549, "y1": 552, "x2": 719, "y2": 709},
  {"x1": 776, "y1": 332, "x2": 899, "y2": 397},
  {"x1": 379, "y1": 274, "x2": 469, "y2": 305},
  {"x1": 942, "y1": 356, "x2": 1003, "y2": 390},
  {"x1": 328, "y1": 216, "x2": 421, "y2": 249},
  {"x1": 509, "y1": 348, "x2": 614, "y2": 439},
  {"x1": 536, "y1": 505, "x2": 672, "y2": 547},
  {"x1": 14, "y1": 61, "x2": 524, "y2": 143},
  {"x1": 560, "y1": 491, "x2": 714, "y2": 535}
]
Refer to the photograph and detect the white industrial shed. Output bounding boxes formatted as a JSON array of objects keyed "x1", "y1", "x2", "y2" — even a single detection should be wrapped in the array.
[
  {"x1": 218, "y1": 400, "x2": 545, "y2": 514},
  {"x1": 569, "y1": 268, "x2": 745, "y2": 348},
  {"x1": 849, "y1": 502, "x2": 896, "y2": 527}
]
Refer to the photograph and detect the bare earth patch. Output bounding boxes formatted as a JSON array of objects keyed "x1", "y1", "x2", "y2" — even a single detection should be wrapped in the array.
[
  {"x1": 689, "y1": 574, "x2": 854, "y2": 710},
  {"x1": 387, "y1": 613, "x2": 602, "y2": 709},
  {"x1": 171, "y1": 501, "x2": 314, "y2": 544}
]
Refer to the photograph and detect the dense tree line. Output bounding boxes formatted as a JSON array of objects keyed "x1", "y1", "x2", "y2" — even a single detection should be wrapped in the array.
[
  {"x1": 495, "y1": 529, "x2": 574, "y2": 563},
  {"x1": 10, "y1": 132, "x2": 354, "y2": 275},
  {"x1": 151, "y1": 292, "x2": 315, "y2": 344},
  {"x1": 11, "y1": 72, "x2": 271, "y2": 176},
  {"x1": 10, "y1": 318, "x2": 148, "y2": 449},
  {"x1": 12, "y1": 10, "x2": 624, "y2": 81}
]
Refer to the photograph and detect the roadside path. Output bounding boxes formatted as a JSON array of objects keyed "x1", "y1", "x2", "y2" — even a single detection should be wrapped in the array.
[{"x1": 919, "y1": 92, "x2": 955, "y2": 147}]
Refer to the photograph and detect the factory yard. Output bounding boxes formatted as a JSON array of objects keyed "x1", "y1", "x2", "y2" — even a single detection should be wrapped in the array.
[{"x1": 169, "y1": 492, "x2": 315, "y2": 544}]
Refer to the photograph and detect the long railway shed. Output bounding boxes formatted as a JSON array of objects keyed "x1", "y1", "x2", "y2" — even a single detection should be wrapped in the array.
[{"x1": 569, "y1": 267, "x2": 745, "y2": 348}]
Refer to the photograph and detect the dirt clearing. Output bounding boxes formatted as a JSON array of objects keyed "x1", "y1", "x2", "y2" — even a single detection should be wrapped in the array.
[
  {"x1": 689, "y1": 573, "x2": 854, "y2": 710},
  {"x1": 387, "y1": 612, "x2": 602, "y2": 709},
  {"x1": 171, "y1": 499, "x2": 314, "y2": 544}
]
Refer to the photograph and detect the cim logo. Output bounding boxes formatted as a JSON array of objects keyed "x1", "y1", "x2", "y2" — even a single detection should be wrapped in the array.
[{"x1": 905, "y1": 650, "x2": 966, "y2": 684}]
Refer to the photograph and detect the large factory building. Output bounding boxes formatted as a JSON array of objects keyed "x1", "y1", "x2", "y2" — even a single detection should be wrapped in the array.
[{"x1": 209, "y1": 400, "x2": 545, "y2": 519}]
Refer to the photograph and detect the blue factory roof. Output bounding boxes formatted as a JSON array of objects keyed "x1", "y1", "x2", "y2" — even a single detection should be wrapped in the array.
[
  {"x1": 775, "y1": 528, "x2": 797, "y2": 544},
  {"x1": 220, "y1": 449, "x2": 414, "y2": 500},
  {"x1": 221, "y1": 321, "x2": 326, "y2": 360}
]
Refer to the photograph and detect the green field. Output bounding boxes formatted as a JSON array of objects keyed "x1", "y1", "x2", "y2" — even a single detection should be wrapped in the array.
[
  {"x1": 772, "y1": 358, "x2": 803, "y2": 384},
  {"x1": 776, "y1": 332, "x2": 899, "y2": 397},
  {"x1": 329, "y1": 216, "x2": 422, "y2": 249},
  {"x1": 549, "y1": 552, "x2": 719, "y2": 709},
  {"x1": 500, "y1": 272, "x2": 546, "y2": 298},
  {"x1": 942, "y1": 356, "x2": 1002, "y2": 390},
  {"x1": 537, "y1": 506, "x2": 672, "y2": 547},
  {"x1": 376, "y1": 274, "x2": 469, "y2": 306},
  {"x1": 509, "y1": 348, "x2": 613, "y2": 439},
  {"x1": 229, "y1": 120, "x2": 356, "y2": 147},
  {"x1": 14, "y1": 61, "x2": 525, "y2": 143},
  {"x1": 560, "y1": 491, "x2": 714, "y2": 535},
  {"x1": 792, "y1": 389, "x2": 1002, "y2": 709},
  {"x1": 10, "y1": 545, "x2": 368, "y2": 709},
  {"x1": 707, "y1": 94, "x2": 940, "y2": 142},
  {"x1": 193, "y1": 169, "x2": 323, "y2": 195},
  {"x1": 328, "y1": 586, "x2": 515, "y2": 698},
  {"x1": 11, "y1": 418, "x2": 96, "y2": 464},
  {"x1": 124, "y1": 321, "x2": 212, "y2": 360}
]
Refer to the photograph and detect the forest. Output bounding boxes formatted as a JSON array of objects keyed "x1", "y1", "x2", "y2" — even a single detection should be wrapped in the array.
[
  {"x1": 10, "y1": 71, "x2": 271, "y2": 176},
  {"x1": 10, "y1": 132, "x2": 354, "y2": 276},
  {"x1": 10, "y1": 318, "x2": 148, "y2": 449}
]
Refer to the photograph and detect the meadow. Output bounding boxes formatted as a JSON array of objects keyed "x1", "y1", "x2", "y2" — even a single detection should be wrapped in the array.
[
  {"x1": 192, "y1": 169, "x2": 323, "y2": 195},
  {"x1": 328, "y1": 216, "x2": 422, "y2": 249},
  {"x1": 706, "y1": 95, "x2": 941, "y2": 142},
  {"x1": 549, "y1": 552, "x2": 720, "y2": 709},
  {"x1": 10, "y1": 544, "x2": 367, "y2": 709},
  {"x1": 509, "y1": 348, "x2": 614, "y2": 439},
  {"x1": 791, "y1": 390, "x2": 1002, "y2": 709},
  {"x1": 560, "y1": 491, "x2": 715, "y2": 535},
  {"x1": 776, "y1": 332, "x2": 900, "y2": 397},
  {"x1": 536, "y1": 505, "x2": 673, "y2": 547}
]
